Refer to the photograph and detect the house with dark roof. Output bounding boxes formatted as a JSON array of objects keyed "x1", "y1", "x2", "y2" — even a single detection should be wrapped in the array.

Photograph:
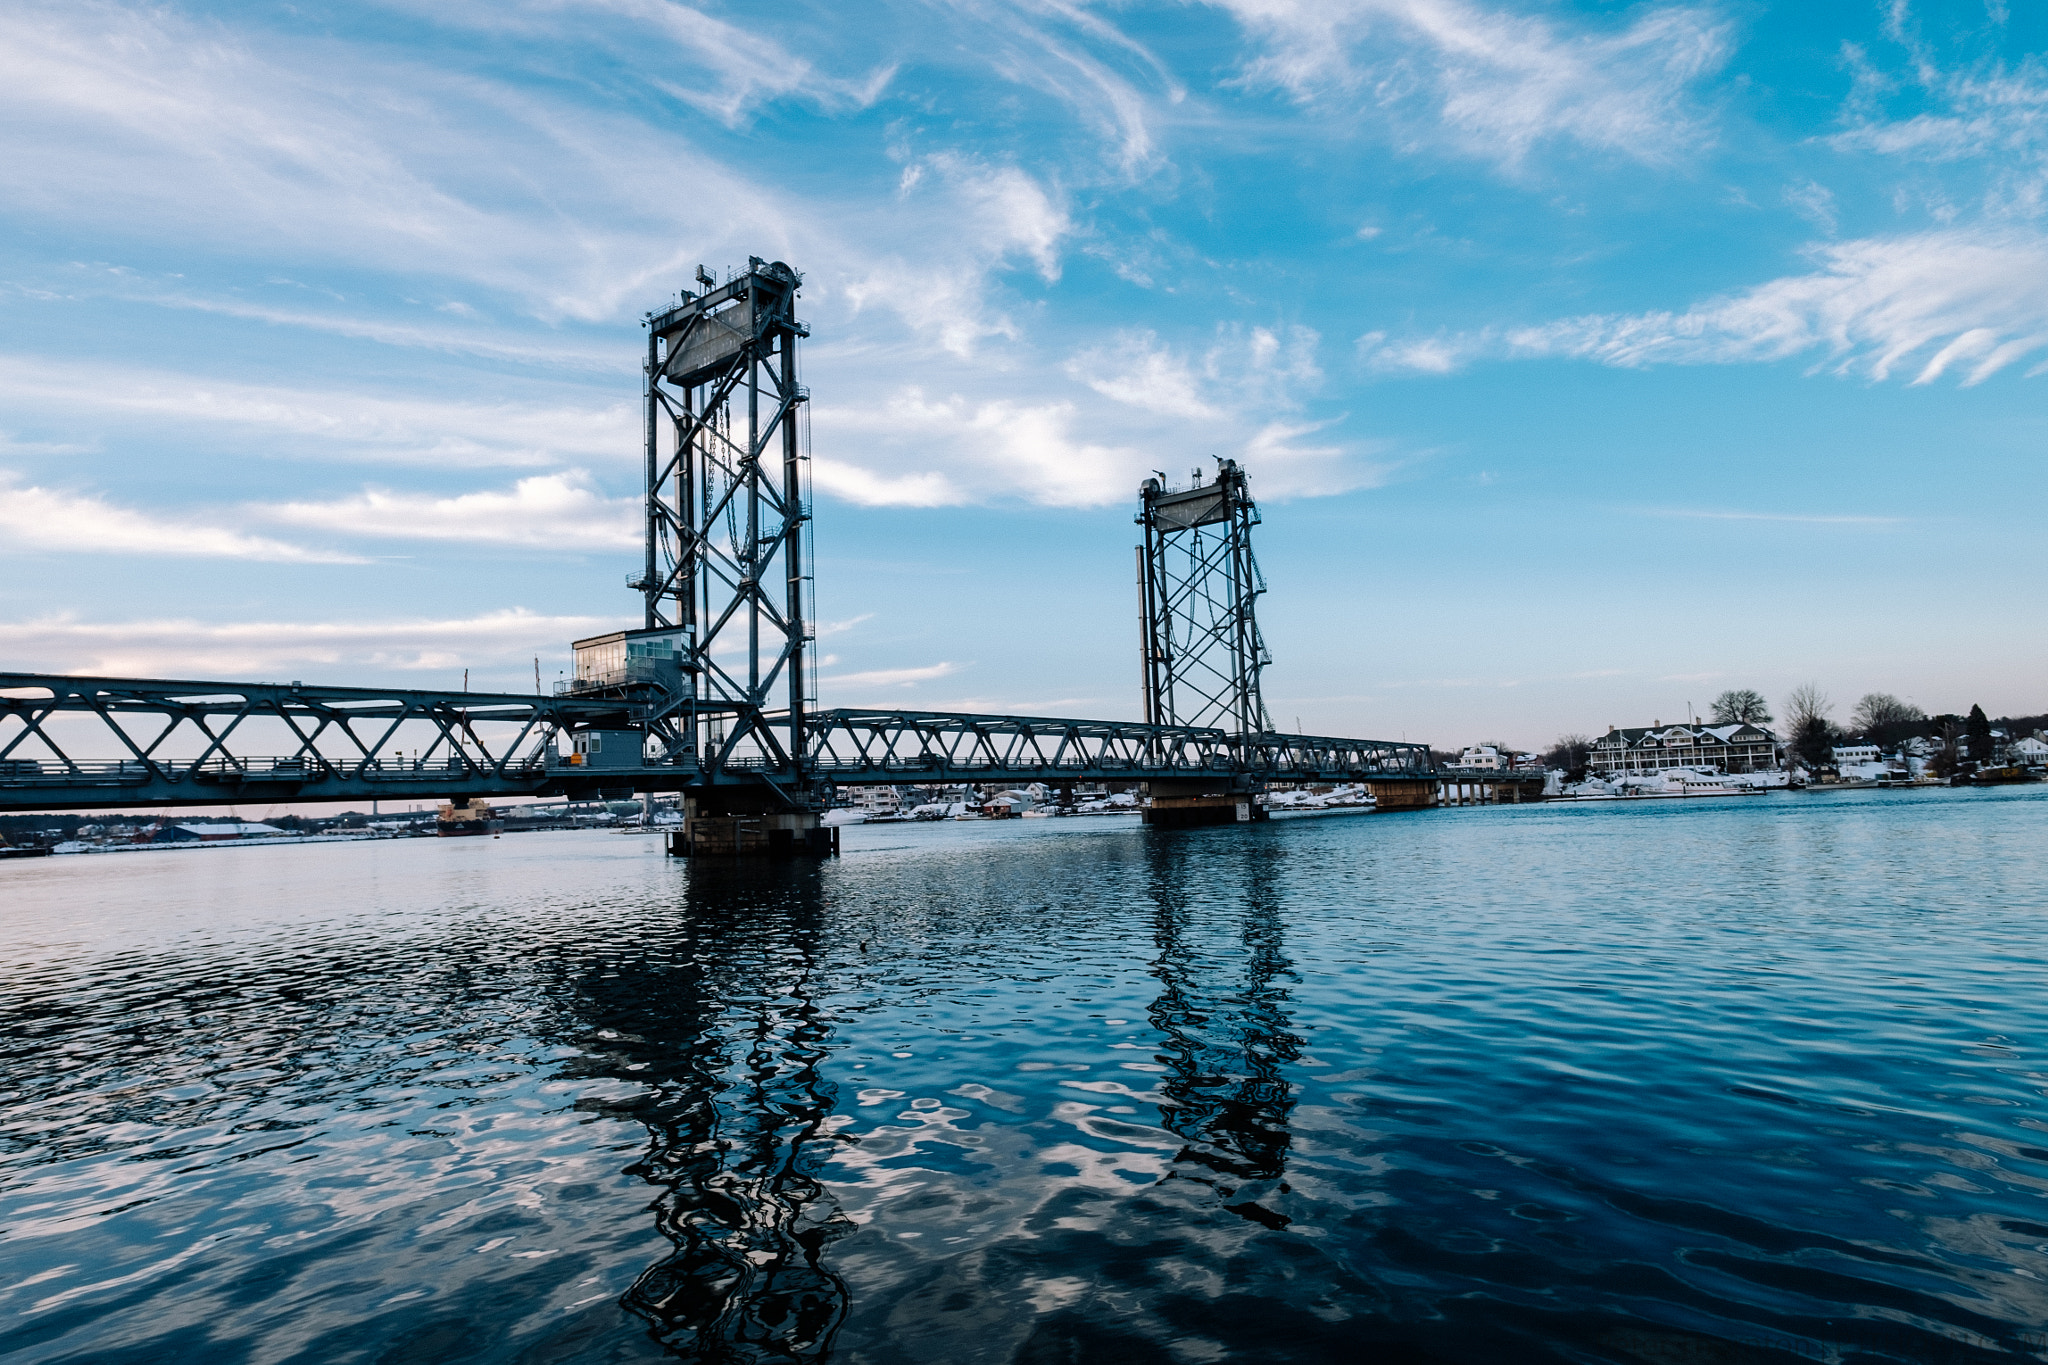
[{"x1": 1588, "y1": 723, "x2": 1780, "y2": 776}]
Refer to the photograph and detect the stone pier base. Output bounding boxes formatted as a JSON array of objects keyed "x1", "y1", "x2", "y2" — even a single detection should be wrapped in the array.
[
  {"x1": 667, "y1": 799, "x2": 838, "y2": 857},
  {"x1": 1366, "y1": 779, "x2": 1438, "y2": 811},
  {"x1": 1143, "y1": 781, "x2": 1264, "y2": 829}
]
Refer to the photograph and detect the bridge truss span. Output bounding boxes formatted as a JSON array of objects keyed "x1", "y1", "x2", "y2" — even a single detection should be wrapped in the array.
[
  {"x1": 804, "y1": 708, "x2": 1431, "y2": 786},
  {"x1": 0, "y1": 673, "x2": 644, "y2": 811}
]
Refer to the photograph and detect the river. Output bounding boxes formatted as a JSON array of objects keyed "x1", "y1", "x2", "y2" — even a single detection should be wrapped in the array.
[{"x1": 4, "y1": 787, "x2": 2046, "y2": 1363}]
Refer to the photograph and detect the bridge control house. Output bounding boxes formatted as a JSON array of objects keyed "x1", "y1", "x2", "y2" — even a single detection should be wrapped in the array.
[{"x1": 1589, "y1": 723, "x2": 1780, "y2": 777}]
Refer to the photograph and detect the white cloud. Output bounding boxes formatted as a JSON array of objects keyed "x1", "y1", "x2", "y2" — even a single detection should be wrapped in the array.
[
  {"x1": 0, "y1": 473, "x2": 355, "y2": 563},
  {"x1": 807, "y1": 324, "x2": 1379, "y2": 509},
  {"x1": 0, "y1": 356, "x2": 633, "y2": 467},
  {"x1": 0, "y1": 0, "x2": 789, "y2": 322},
  {"x1": 819, "y1": 388, "x2": 1140, "y2": 507},
  {"x1": 562, "y1": 0, "x2": 897, "y2": 125},
  {"x1": 1241, "y1": 418, "x2": 1365, "y2": 495},
  {"x1": 0, "y1": 2, "x2": 1100, "y2": 384},
  {"x1": 122, "y1": 286, "x2": 636, "y2": 373},
  {"x1": 260, "y1": 471, "x2": 638, "y2": 548},
  {"x1": 1073, "y1": 325, "x2": 1324, "y2": 418},
  {"x1": 1355, "y1": 330, "x2": 1463, "y2": 374},
  {"x1": 1783, "y1": 179, "x2": 1839, "y2": 233},
  {"x1": 0, "y1": 608, "x2": 624, "y2": 678},
  {"x1": 1362, "y1": 229, "x2": 2048, "y2": 386},
  {"x1": 1824, "y1": 25, "x2": 2048, "y2": 224},
  {"x1": 810, "y1": 460, "x2": 966, "y2": 508},
  {"x1": 842, "y1": 155, "x2": 1073, "y2": 355},
  {"x1": 1069, "y1": 331, "x2": 1230, "y2": 419},
  {"x1": 950, "y1": 0, "x2": 1177, "y2": 175},
  {"x1": 1211, "y1": 0, "x2": 1730, "y2": 166},
  {"x1": 820, "y1": 661, "x2": 960, "y2": 691}
]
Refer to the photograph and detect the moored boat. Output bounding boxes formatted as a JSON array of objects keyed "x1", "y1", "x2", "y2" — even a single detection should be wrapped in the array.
[{"x1": 436, "y1": 799, "x2": 504, "y2": 836}]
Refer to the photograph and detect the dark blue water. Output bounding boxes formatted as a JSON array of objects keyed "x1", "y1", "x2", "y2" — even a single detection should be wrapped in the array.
[{"x1": 5, "y1": 788, "x2": 2048, "y2": 1363}]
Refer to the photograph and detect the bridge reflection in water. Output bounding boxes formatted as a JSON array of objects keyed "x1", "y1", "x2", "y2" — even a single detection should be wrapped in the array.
[
  {"x1": 566, "y1": 860, "x2": 855, "y2": 1361},
  {"x1": 559, "y1": 835, "x2": 1333, "y2": 1362},
  {"x1": 1146, "y1": 842, "x2": 1301, "y2": 1231}
]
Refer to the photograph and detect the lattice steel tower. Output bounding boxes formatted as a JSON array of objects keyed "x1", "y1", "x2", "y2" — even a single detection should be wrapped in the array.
[
  {"x1": 1136, "y1": 459, "x2": 1273, "y2": 737},
  {"x1": 639, "y1": 258, "x2": 814, "y2": 790}
]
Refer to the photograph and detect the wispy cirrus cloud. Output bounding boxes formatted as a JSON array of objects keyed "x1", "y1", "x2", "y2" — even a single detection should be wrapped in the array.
[
  {"x1": 820, "y1": 661, "x2": 960, "y2": 692},
  {"x1": 842, "y1": 154, "x2": 1073, "y2": 356},
  {"x1": 948, "y1": 0, "x2": 1181, "y2": 176},
  {"x1": 0, "y1": 607, "x2": 624, "y2": 678},
  {"x1": 1360, "y1": 228, "x2": 2048, "y2": 386},
  {"x1": 1210, "y1": 0, "x2": 1731, "y2": 166},
  {"x1": 1826, "y1": 25, "x2": 2048, "y2": 202},
  {"x1": 0, "y1": 356, "x2": 633, "y2": 467},
  {"x1": 809, "y1": 460, "x2": 966, "y2": 509},
  {"x1": 815, "y1": 388, "x2": 1139, "y2": 508},
  {"x1": 108, "y1": 284, "x2": 637, "y2": 373},
  {"x1": 560, "y1": 0, "x2": 898, "y2": 125},
  {"x1": 0, "y1": 0, "x2": 790, "y2": 322},
  {"x1": 0, "y1": 473, "x2": 357, "y2": 563},
  {"x1": 259, "y1": 471, "x2": 639, "y2": 548},
  {"x1": 1068, "y1": 324, "x2": 1322, "y2": 420},
  {"x1": 1061, "y1": 326, "x2": 1382, "y2": 500}
]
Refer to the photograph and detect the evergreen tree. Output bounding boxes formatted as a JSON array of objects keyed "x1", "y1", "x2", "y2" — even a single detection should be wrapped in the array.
[
  {"x1": 1967, "y1": 704, "x2": 1993, "y2": 765},
  {"x1": 1793, "y1": 715, "x2": 1834, "y2": 775}
]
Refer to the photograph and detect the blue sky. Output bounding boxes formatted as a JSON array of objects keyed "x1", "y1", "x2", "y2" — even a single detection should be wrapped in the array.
[{"x1": 1, "y1": 0, "x2": 2043, "y2": 750}]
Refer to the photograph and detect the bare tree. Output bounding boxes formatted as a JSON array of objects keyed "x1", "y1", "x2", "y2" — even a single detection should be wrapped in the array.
[
  {"x1": 1709, "y1": 689, "x2": 1771, "y2": 724},
  {"x1": 1784, "y1": 684, "x2": 1830, "y2": 731},
  {"x1": 1785, "y1": 684, "x2": 1834, "y2": 775},
  {"x1": 1545, "y1": 734, "x2": 1591, "y2": 776},
  {"x1": 1851, "y1": 693, "x2": 1924, "y2": 732}
]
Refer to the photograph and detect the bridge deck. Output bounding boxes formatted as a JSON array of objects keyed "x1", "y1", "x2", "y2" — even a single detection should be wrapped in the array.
[{"x1": 0, "y1": 675, "x2": 1435, "y2": 811}]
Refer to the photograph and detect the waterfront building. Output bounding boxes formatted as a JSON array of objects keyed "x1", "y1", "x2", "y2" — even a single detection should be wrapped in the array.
[
  {"x1": 2012, "y1": 736, "x2": 2048, "y2": 766},
  {"x1": 838, "y1": 784, "x2": 905, "y2": 815},
  {"x1": 1588, "y1": 723, "x2": 1779, "y2": 776},
  {"x1": 1456, "y1": 745, "x2": 1504, "y2": 769}
]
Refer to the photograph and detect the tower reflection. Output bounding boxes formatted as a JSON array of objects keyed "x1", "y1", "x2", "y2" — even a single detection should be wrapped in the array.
[
  {"x1": 1144, "y1": 834, "x2": 1302, "y2": 1226},
  {"x1": 567, "y1": 858, "x2": 853, "y2": 1362}
]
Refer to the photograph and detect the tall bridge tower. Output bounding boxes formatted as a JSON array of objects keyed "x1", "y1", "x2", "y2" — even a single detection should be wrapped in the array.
[
  {"x1": 634, "y1": 258, "x2": 824, "y2": 848},
  {"x1": 1137, "y1": 459, "x2": 1273, "y2": 737}
]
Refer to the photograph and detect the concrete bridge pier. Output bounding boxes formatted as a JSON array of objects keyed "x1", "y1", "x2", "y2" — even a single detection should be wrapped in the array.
[
  {"x1": 1365, "y1": 779, "x2": 1438, "y2": 811},
  {"x1": 1142, "y1": 779, "x2": 1265, "y2": 829},
  {"x1": 668, "y1": 794, "x2": 839, "y2": 857},
  {"x1": 1433, "y1": 773, "x2": 1546, "y2": 807}
]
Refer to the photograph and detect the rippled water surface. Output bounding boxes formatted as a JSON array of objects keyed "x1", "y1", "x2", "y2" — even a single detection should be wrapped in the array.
[{"x1": 6, "y1": 789, "x2": 2048, "y2": 1363}]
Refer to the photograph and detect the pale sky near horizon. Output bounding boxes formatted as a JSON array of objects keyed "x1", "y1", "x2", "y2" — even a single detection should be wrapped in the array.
[{"x1": 1, "y1": 0, "x2": 2043, "y2": 751}]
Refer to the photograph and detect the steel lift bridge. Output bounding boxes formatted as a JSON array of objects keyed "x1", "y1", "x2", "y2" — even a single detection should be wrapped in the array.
[{"x1": 0, "y1": 258, "x2": 1436, "y2": 851}]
